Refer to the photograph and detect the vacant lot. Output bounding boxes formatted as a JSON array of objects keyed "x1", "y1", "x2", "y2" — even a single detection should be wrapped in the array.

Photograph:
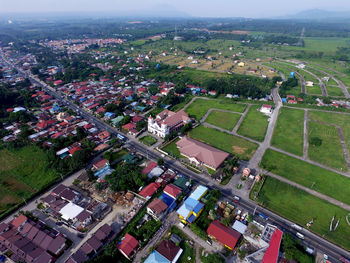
[
  {"x1": 326, "y1": 85, "x2": 346, "y2": 97},
  {"x1": 205, "y1": 110, "x2": 241, "y2": 131},
  {"x1": 255, "y1": 177, "x2": 350, "y2": 251},
  {"x1": 308, "y1": 121, "x2": 347, "y2": 171},
  {"x1": 139, "y1": 135, "x2": 157, "y2": 146},
  {"x1": 237, "y1": 105, "x2": 269, "y2": 141},
  {"x1": 0, "y1": 145, "x2": 59, "y2": 218},
  {"x1": 308, "y1": 111, "x2": 350, "y2": 150},
  {"x1": 189, "y1": 126, "x2": 258, "y2": 160},
  {"x1": 185, "y1": 98, "x2": 246, "y2": 121},
  {"x1": 271, "y1": 108, "x2": 304, "y2": 156},
  {"x1": 306, "y1": 84, "x2": 322, "y2": 95},
  {"x1": 161, "y1": 138, "x2": 181, "y2": 158},
  {"x1": 260, "y1": 149, "x2": 350, "y2": 205}
]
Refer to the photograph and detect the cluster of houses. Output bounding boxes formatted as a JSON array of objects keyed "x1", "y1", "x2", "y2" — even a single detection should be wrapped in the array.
[
  {"x1": 0, "y1": 214, "x2": 68, "y2": 263},
  {"x1": 65, "y1": 223, "x2": 115, "y2": 263},
  {"x1": 41, "y1": 184, "x2": 108, "y2": 231}
]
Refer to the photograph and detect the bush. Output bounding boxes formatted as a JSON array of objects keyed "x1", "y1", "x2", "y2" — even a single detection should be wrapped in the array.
[{"x1": 309, "y1": 137, "x2": 322, "y2": 147}]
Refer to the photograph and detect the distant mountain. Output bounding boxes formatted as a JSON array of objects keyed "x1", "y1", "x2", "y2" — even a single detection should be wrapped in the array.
[{"x1": 283, "y1": 9, "x2": 350, "y2": 20}]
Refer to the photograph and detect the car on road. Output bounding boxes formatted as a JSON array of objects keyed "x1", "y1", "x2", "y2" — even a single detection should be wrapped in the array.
[
  {"x1": 296, "y1": 232, "x2": 305, "y2": 240},
  {"x1": 55, "y1": 221, "x2": 63, "y2": 226}
]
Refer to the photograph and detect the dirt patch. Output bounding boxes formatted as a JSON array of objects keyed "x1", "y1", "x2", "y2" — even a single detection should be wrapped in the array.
[
  {"x1": 232, "y1": 146, "x2": 247, "y2": 155},
  {"x1": 0, "y1": 150, "x2": 21, "y2": 172},
  {"x1": 1, "y1": 177, "x2": 34, "y2": 193},
  {"x1": 0, "y1": 194, "x2": 19, "y2": 205}
]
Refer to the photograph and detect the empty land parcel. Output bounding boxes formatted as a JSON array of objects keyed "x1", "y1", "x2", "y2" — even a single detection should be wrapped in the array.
[
  {"x1": 184, "y1": 98, "x2": 246, "y2": 121},
  {"x1": 260, "y1": 149, "x2": 350, "y2": 205},
  {"x1": 0, "y1": 145, "x2": 59, "y2": 218},
  {"x1": 205, "y1": 110, "x2": 241, "y2": 131},
  {"x1": 188, "y1": 125, "x2": 258, "y2": 160},
  {"x1": 255, "y1": 177, "x2": 350, "y2": 251}
]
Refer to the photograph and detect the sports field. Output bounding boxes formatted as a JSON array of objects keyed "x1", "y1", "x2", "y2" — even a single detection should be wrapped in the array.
[
  {"x1": 189, "y1": 125, "x2": 258, "y2": 160},
  {"x1": 271, "y1": 108, "x2": 304, "y2": 156},
  {"x1": 255, "y1": 177, "x2": 350, "y2": 251},
  {"x1": 237, "y1": 105, "x2": 269, "y2": 142}
]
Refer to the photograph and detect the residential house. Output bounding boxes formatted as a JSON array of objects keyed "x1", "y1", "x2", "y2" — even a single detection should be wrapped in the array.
[
  {"x1": 207, "y1": 220, "x2": 241, "y2": 250},
  {"x1": 117, "y1": 233, "x2": 139, "y2": 260},
  {"x1": 147, "y1": 199, "x2": 168, "y2": 220}
]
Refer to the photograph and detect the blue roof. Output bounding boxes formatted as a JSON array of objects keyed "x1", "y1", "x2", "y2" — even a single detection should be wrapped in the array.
[
  {"x1": 177, "y1": 197, "x2": 200, "y2": 218},
  {"x1": 187, "y1": 214, "x2": 196, "y2": 223},
  {"x1": 104, "y1": 112, "x2": 115, "y2": 117},
  {"x1": 126, "y1": 96, "x2": 133, "y2": 101},
  {"x1": 190, "y1": 185, "x2": 208, "y2": 201},
  {"x1": 159, "y1": 193, "x2": 175, "y2": 207},
  {"x1": 144, "y1": 251, "x2": 170, "y2": 263},
  {"x1": 130, "y1": 101, "x2": 137, "y2": 106},
  {"x1": 282, "y1": 98, "x2": 287, "y2": 103},
  {"x1": 192, "y1": 202, "x2": 204, "y2": 214}
]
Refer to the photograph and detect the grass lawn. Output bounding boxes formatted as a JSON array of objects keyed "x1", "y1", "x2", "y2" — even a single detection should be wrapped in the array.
[
  {"x1": 308, "y1": 121, "x2": 347, "y2": 171},
  {"x1": 205, "y1": 110, "x2": 241, "y2": 131},
  {"x1": 237, "y1": 105, "x2": 269, "y2": 142},
  {"x1": 161, "y1": 138, "x2": 181, "y2": 158},
  {"x1": 325, "y1": 85, "x2": 346, "y2": 97},
  {"x1": 139, "y1": 135, "x2": 157, "y2": 146},
  {"x1": 185, "y1": 98, "x2": 246, "y2": 121},
  {"x1": 308, "y1": 111, "x2": 350, "y2": 150},
  {"x1": 189, "y1": 126, "x2": 258, "y2": 161},
  {"x1": 110, "y1": 149, "x2": 129, "y2": 163},
  {"x1": 0, "y1": 145, "x2": 59, "y2": 218},
  {"x1": 260, "y1": 149, "x2": 350, "y2": 205},
  {"x1": 271, "y1": 108, "x2": 304, "y2": 156},
  {"x1": 306, "y1": 84, "x2": 323, "y2": 95},
  {"x1": 255, "y1": 177, "x2": 350, "y2": 251}
]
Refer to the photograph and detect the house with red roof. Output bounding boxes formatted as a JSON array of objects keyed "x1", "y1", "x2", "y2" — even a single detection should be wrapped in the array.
[
  {"x1": 261, "y1": 229, "x2": 283, "y2": 263},
  {"x1": 97, "y1": 131, "x2": 110, "y2": 141},
  {"x1": 69, "y1": 146, "x2": 82, "y2": 156},
  {"x1": 138, "y1": 182, "x2": 160, "y2": 199},
  {"x1": 117, "y1": 233, "x2": 139, "y2": 260},
  {"x1": 142, "y1": 162, "x2": 158, "y2": 175},
  {"x1": 122, "y1": 123, "x2": 136, "y2": 133},
  {"x1": 11, "y1": 215, "x2": 28, "y2": 230},
  {"x1": 92, "y1": 159, "x2": 109, "y2": 171},
  {"x1": 147, "y1": 198, "x2": 168, "y2": 220},
  {"x1": 163, "y1": 184, "x2": 182, "y2": 199},
  {"x1": 207, "y1": 220, "x2": 241, "y2": 250},
  {"x1": 53, "y1": 80, "x2": 63, "y2": 86}
]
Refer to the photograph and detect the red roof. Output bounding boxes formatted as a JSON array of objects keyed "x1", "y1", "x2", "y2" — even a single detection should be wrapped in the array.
[
  {"x1": 122, "y1": 123, "x2": 136, "y2": 131},
  {"x1": 53, "y1": 80, "x2": 63, "y2": 86},
  {"x1": 132, "y1": 115, "x2": 143, "y2": 123},
  {"x1": 117, "y1": 233, "x2": 139, "y2": 257},
  {"x1": 139, "y1": 182, "x2": 160, "y2": 198},
  {"x1": 98, "y1": 131, "x2": 110, "y2": 140},
  {"x1": 148, "y1": 198, "x2": 168, "y2": 215},
  {"x1": 11, "y1": 214, "x2": 27, "y2": 228},
  {"x1": 164, "y1": 184, "x2": 182, "y2": 199},
  {"x1": 262, "y1": 229, "x2": 283, "y2": 263},
  {"x1": 93, "y1": 159, "x2": 109, "y2": 170},
  {"x1": 142, "y1": 162, "x2": 158, "y2": 175},
  {"x1": 69, "y1": 146, "x2": 82, "y2": 156},
  {"x1": 6, "y1": 108, "x2": 14, "y2": 112},
  {"x1": 262, "y1": 104, "x2": 272, "y2": 109},
  {"x1": 207, "y1": 220, "x2": 241, "y2": 249}
]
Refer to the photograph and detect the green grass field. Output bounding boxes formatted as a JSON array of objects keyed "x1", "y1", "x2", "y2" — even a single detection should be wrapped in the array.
[
  {"x1": 306, "y1": 84, "x2": 323, "y2": 95},
  {"x1": 308, "y1": 111, "x2": 350, "y2": 150},
  {"x1": 255, "y1": 177, "x2": 350, "y2": 251},
  {"x1": 237, "y1": 105, "x2": 269, "y2": 141},
  {"x1": 326, "y1": 85, "x2": 346, "y2": 97},
  {"x1": 308, "y1": 121, "x2": 347, "y2": 171},
  {"x1": 271, "y1": 108, "x2": 304, "y2": 156},
  {"x1": 205, "y1": 110, "x2": 241, "y2": 131},
  {"x1": 260, "y1": 149, "x2": 350, "y2": 205},
  {"x1": 139, "y1": 135, "x2": 157, "y2": 146},
  {"x1": 0, "y1": 145, "x2": 59, "y2": 218},
  {"x1": 189, "y1": 125, "x2": 258, "y2": 160},
  {"x1": 161, "y1": 138, "x2": 181, "y2": 158},
  {"x1": 185, "y1": 98, "x2": 247, "y2": 121}
]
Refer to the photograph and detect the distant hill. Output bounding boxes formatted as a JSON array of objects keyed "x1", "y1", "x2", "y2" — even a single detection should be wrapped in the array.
[{"x1": 283, "y1": 9, "x2": 350, "y2": 20}]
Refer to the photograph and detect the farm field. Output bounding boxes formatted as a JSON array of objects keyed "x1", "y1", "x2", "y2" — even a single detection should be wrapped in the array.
[
  {"x1": 161, "y1": 138, "x2": 181, "y2": 158},
  {"x1": 185, "y1": 98, "x2": 247, "y2": 121},
  {"x1": 271, "y1": 107, "x2": 304, "y2": 156},
  {"x1": 254, "y1": 177, "x2": 350, "y2": 251},
  {"x1": 308, "y1": 121, "x2": 347, "y2": 171},
  {"x1": 205, "y1": 110, "x2": 241, "y2": 131},
  {"x1": 188, "y1": 125, "x2": 258, "y2": 160},
  {"x1": 308, "y1": 111, "x2": 350, "y2": 150},
  {"x1": 260, "y1": 149, "x2": 350, "y2": 205},
  {"x1": 237, "y1": 105, "x2": 269, "y2": 142},
  {"x1": 0, "y1": 145, "x2": 59, "y2": 218}
]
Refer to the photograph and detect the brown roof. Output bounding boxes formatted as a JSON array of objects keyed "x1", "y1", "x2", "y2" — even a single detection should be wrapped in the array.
[
  {"x1": 20, "y1": 222, "x2": 34, "y2": 235},
  {"x1": 76, "y1": 210, "x2": 92, "y2": 222},
  {"x1": 32, "y1": 231, "x2": 47, "y2": 247},
  {"x1": 86, "y1": 236, "x2": 102, "y2": 251},
  {"x1": 70, "y1": 249, "x2": 88, "y2": 263},
  {"x1": 48, "y1": 236, "x2": 66, "y2": 255},
  {"x1": 11, "y1": 214, "x2": 27, "y2": 228},
  {"x1": 60, "y1": 188, "x2": 77, "y2": 201},
  {"x1": 156, "y1": 109, "x2": 190, "y2": 127},
  {"x1": 52, "y1": 184, "x2": 67, "y2": 196},
  {"x1": 26, "y1": 246, "x2": 43, "y2": 262},
  {"x1": 148, "y1": 198, "x2": 167, "y2": 215},
  {"x1": 0, "y1": 223, "x2": 9, "y2": 234},
  {"x1": 40, "y1": 235, "x2": 54, "y2": 250},
  {"x1": 80, "y1": 242, "x2": 93, "y2": 255},
  {"x1": 26, "y1": 227, "x2": 39, "y2": 240},
  {"x1": 176, "y1": 136, "x2": 229, "y2": 169},
  {"x1": 156, "y1": 240, "x2": 181, "y2": 261},
  {"x1": 99, "y1": 224, "x2": 113, "y2": 236},
  {"x1": 35, "y1": 251, "x2": 52, "y2": 263},
  {"x1": 93, "y1": 229, "x2": 107, "y2": 241}
]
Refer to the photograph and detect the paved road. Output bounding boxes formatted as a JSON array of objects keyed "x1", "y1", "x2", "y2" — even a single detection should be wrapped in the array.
[
  {"x1": 303, "y1": 68, "x2": 328, "y2": 96},
  {"x1": 303, "y1": 110, "x2": 309, "y2": 159},
  {"x1": 232, "y1": 104, "x2": 252, "y2": 133},
  {"x1": 2, "y1": 50, "x2": 350, "y2": 261}
]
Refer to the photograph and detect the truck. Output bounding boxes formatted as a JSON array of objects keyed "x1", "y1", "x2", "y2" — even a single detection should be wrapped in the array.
[
  {"x1": 291, "y1": 224, "x2": 303, "y2": 231},
  {"x1": 259, "y1": 213, "x2": 268, "y2": 220}
]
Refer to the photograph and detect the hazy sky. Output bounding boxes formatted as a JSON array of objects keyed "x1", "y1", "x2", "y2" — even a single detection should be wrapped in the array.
[{"x1": 1, "y1": 0, "x2": 350, "y2": 18}]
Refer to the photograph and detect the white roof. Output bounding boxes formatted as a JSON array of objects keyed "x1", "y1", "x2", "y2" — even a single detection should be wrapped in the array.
[
  {"x1": 59, "y1": 203, "x2": 84, "y2": 221},
  {"x1": 148, "y1": 167, "x2": 164, "y2": 178},
  {"x1": 56, "y1": 147, "x2": 69, "y2": 156},
  {"x1": 232, "y1": 220, "x2": 248, "y2": 234}
]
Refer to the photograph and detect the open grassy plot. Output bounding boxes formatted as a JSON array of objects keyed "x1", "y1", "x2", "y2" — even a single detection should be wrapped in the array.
[
  {"x1": 255, "y1": 177, "x2": 350, "y2": 251},
  {"x1": 189, "y1": 125, "x2": 258, "y2": 160},
  {"x1": 326, "y1": 85, "x2": 346, "y2": 97},
  {"x1": 185, "y1": 98, "x2": 247, "y2": 121},
  {"x1": 161, "y1": 138, "x2": 181, "y2": 158},
  {"x1": 139, "y1": 135, "x2": 157, "y2": 146},
  {"x1": 237, "y1": 105, "x2": 269, "y2": 141},
  {"x1": 308, "y1": 111, "x2": 350, "y2": 150},
  {"x1": 271, "y1": 108, "x2": 304, "y2": 156},
  {"x1": 0, "y1": 145, "x2": 59, "y2": 217},
  {"x1": 308, "y1": 121, "x2": 347, "y2": 171},
  {"x1": 260, "y1": 149, "x2": 350, "y2": 205},
  {"x1": 306, "y1": 84, "x2": 322, "y2": 95},
  {"x1": 205, "y1": 110, "x2": 241, "y2": 131}
]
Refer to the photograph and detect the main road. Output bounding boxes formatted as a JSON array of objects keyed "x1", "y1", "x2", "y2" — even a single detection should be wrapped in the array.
[{"x1": 1, "y1": 50, "x2": 349, "y2": 262}]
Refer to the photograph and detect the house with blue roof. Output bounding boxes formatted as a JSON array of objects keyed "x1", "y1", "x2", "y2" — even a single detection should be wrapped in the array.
[
  {"x1": 144, "y1": 251, "x2": 170, "y2": 263},
  {"x1": 104, "y1": 112, "x2": 115, "y2": 119},
  {"x1": 176, "y1": 185, "x2": 208, "y2": 224}
]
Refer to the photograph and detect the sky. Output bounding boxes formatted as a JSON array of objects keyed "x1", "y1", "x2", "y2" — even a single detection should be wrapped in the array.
[{"x1": 1, "y1": 0, "x2": 350, "y2": 18}]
